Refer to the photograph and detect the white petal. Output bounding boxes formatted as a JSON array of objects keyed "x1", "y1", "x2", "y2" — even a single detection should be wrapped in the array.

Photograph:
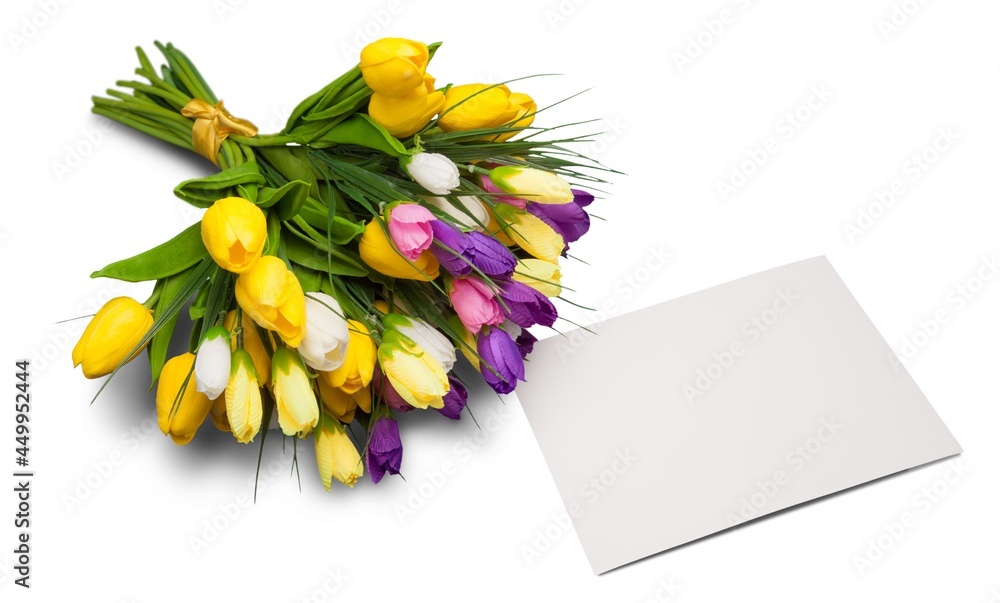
[{"x1": 194, "y1": 337, "x2": 231, "y2": 400}]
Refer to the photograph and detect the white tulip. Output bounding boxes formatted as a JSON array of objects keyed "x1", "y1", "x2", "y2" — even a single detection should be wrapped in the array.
[
  {"x1": 194, "y1": 326, "x2": 231, "y2": 400},
  {"x1": 299, "y1": 292, "x2": 350, "y2": 372},
  {"x1": 421, "y1": 195, "x2": 489, "y2": 231},
  {"x1": 398, "y1": 318, "x2": 456, "y2": 372},
  {"x1": 403, "y1": 152, "x2": 460, "y2": 195}
]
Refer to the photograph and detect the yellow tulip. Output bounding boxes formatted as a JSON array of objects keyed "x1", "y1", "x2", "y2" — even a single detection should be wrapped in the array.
[
  {"x1": 315, "y1": 417, "x2": 364, "y2": 490},
  {"x1": 368, "y1": 75, "x2": 444, "y2": 138},
  {"x1": 513, "y1": 258, "x2": 562, "y2": 297},
  {"x1": 209, "y1": 396, "x2": 230, "y2": 432},
  {"x1": 201, "y1": 196, "x2": 267, "y2": 273},
  {"x1": 494, "y1": 92, "x2": 536, "y2": 142},
  {"x1": 377, "y1": 328, "x2": 448, "y2": 409},
  {"x1": 490, "y1": 203, "x2": 564, "y2": 263},
  {"x1": 72, "y1": 296, "x2": 153, "y2": 379},
  {"x1": 439, "y1": 84, "x2": 518, "y2": 132},
  {"x1": 317, "y1": 380, "x2": 371, "y2": 423},
  {"x1": 225, "y1": 348, "x2": 263, "y2": 443},
  {"x1": 360, "y1": 38, "x2": 429, "y2": 98},
  {"x1": 272, "y1": 347, "x2": 319, "y2": 437},
  {"x1": 235, "y1": 256, "x2": 306, "y2": 347},
  {"x1": 358, "y1": 219, "x2": 440, "y2": 281},
  {"x1": 319, "y1": 319, "x2": 376, "y2": 394},
  {"x1": 156, "y1": 352, "x2": 213, "y2": 445},
  {"x1": 487, "y1": 166, "x2": 573, "y2": 204},
  {"x1": 224, "y1": 310, "x2": 272, "y2": 386}
]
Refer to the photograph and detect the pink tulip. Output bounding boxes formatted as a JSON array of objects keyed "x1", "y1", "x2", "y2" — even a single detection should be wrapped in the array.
[
  {"x1": 449, "y1": 276, "x2": 504, "y2": 333},
  {"x1": 388, "y1": 204, "x2": 436, "y2": 260}
]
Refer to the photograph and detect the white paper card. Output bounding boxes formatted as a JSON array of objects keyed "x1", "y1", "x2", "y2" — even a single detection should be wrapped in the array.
[{"x1": 516, "y1": 256, "x2": 962, "y2": 574}]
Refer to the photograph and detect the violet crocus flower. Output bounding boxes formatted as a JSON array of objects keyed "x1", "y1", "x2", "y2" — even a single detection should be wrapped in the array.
[
  {"x1": 437, "y1": 376, "x2": 468, "y2": 420},
  {"x1": 465, "y1": 231, "x2": 516, "y2": 278},
  {"x1": 498, "y1": 280, "x2": 557, "y2": 329},
  {"x1": 526, "y1": 189, "x2": 592, "y2": 249},
  {"x1": 431, "y1": 220, "x2": 517, "y2": 278},
  {"x1": 430, "y1": 220, "x2": 472, "y2": 276},
  {"x1": 478, "y1": 327, "x2": 525, "y2": 394},
  {"x1": 366, "y1": 415, "x2": 403, "y2": 484}
]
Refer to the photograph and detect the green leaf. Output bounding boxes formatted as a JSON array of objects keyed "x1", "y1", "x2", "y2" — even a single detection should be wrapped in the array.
[
  {"x1": 91, "y1": 223, "x2": 208, "y2": 282},
  {"x1": 257, "y1": 147, "x2": 319, "y2": 200},
  {"x1": 311, "y1": 114, "x2": 410, "y2": 157},
  {"x1": 284, "y1": 230, "x2": 368, "y2": 277},
  {"x1": 173, "y1": 163, "x2": 265, "y2": 208},
  {"x1": 263, "y1": 212, "x2": 282, "y2": 256},
  {"x1": 257, "y1": 180, "x2": 309, "y2": 220},
  {"x1": 148, "y1": 264, "x2": 200, "y2": 383},
  {"x1": 188, "y1": 277, "x2": 211, "y2": 320},
  {"x1": 297, "y1": 197, "x2": 365, "y2": 243},
  {"x1": 290, "y1": 265, "x2": 321, "y2": 293}
]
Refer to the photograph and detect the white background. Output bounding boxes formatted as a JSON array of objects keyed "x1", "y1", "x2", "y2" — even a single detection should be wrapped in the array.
[{"x1": 2, "y1": 0, "x2": 998, "y2": 600}]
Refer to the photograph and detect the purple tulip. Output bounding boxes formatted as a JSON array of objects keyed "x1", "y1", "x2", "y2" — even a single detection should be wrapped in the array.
[
  {"x1": 431, "y1": 221, "x2": 517, "y2": 278},
  {"x1": 478, "y1": 327, "x2": 525, "y2": 394},
  {"x1": 430, "y1": 220, "x2": 473, "y2": 276},
  {"x1": 526, "y1": 189, "x2": 593, "y2": 250},
  {"x1": 466, "y1": 232, "x2": 516, "y2": 278},
  {"x1": 515, "y1": 330, "x2": 537, "y2": 359},
  {"x1": 499, "y1": 280, "x2": 557, "y2": 329},
  {"x1": 437, "y1": 376, "x2": 468, "y2": 420},
  {"x1": 366, "y1": 415, "x2": 403, "y2": 485}
]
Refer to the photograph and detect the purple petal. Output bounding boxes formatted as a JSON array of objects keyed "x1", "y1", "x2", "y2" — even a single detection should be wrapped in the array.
[
  {"x1": 466, "y1": 232, "x2": 517, "y2": 278},
  {"x1": 515, "y1": 330, "x2": 537, "y2": 359},
  {"x1": 478, "y1": 328, "x2": 524, "y2": 394},
  {"x1": 366, "y1": 416, "x2": 403, "y2": 484},
  {"x1": 437, "y1": 376, "x2": 468, "y2": 420},
  {"x1": 527, "y1": 200, "x2": 591, "y2": 245},
  {"x1": 499, "y1": 281, "x2": 557, "y2": 328},
  {"x1": 430, "y1": 220, "x2": 473, "y2": 276}
]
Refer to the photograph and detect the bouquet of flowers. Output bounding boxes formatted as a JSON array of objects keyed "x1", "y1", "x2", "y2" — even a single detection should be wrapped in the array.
[{"x1": 72, "y1": 38, "x2": 609, "y2": 491}]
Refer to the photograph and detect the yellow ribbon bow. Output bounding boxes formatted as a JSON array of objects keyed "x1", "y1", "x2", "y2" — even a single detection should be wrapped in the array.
[{"x1": 180, "y1": 99, "x2": 258, "y2": 165}]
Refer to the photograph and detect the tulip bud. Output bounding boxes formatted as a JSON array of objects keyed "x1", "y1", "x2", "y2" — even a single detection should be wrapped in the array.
[
  {"x1": 224, "y1": 310, "x2": 271, "y2": 386},
  {"x1": 478, "y1": 327, "x2": 525, "y2": 394},
  {"x1": 358, "y1": 218, "x2": 440, "y2": 281},
  {"x1": 487, "y1": 166, "x2": 573, "y2": 205},
  {"x1": 489, "y1": 203, "x2": 564, "y2": 263},
  {"x1": 235, "y1": 256, "x2": 306, "y2": 346},
  {"x1": 383, "y1": 313, "x2": 456, "y2": 372},
  {"x1": 271, "y1": 347, "x2": 319, "y2": 436},
  {"x1": 360, "y1": 38, "x2": 429, "y2": 98},
  {"x1": 315, "y1": 417, "x2": 364, "y2": 490},
  {"x1": 319, "y1": 320, "x2": 377, "y2": 394},
  {"x1": 200, "y1": 197, "x2": 267, "y2": 273},
  {"x1": 194, "y1": 326, "x2": 231, "y2": 400},
  {"x1": 387, "y1": 203, "x2": 436, "y2": 260},
  {"x1": 439, "y1": 84, "x2": 518, "y2": 132},
  {"x1": 299, "y1": 292, "x2": 350, "y2": 372},
  {"x1": 72, "y1": 297, "x2": 153, "y2": 379},
  {"x1": 366, "y1": 414, "x2": 403, "y2": 484},
  {"x1": 448, "y1": 276, "x2": 504, "y2": 334},
  {"x1": 401, "y1": 152, "x2": 460, "y2": 195},
  {"x1": 368, "y1": 75, "x2": 444, "y2": 137},
  {"x1": 156, "y1": 352, "x2": 214, "y2": 445},
  {"x1": 225, "y1": 348, "x2": 263, "y2": 443},
  {"x1": 512, "y1": 259, "x2": 562, "y2": 297},
  {"x1": 377, "y1": 328, "x2": 449, "y2": 410}
]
